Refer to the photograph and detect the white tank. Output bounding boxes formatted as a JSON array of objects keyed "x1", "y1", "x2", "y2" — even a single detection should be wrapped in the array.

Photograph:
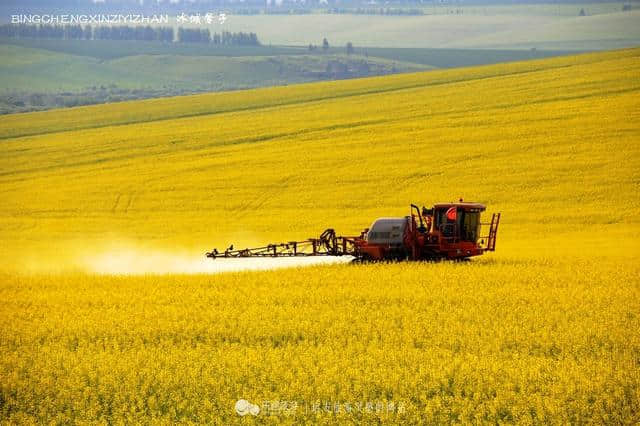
[{"x1": 366, "y1": 217, "x2": 408, "y2": 245}]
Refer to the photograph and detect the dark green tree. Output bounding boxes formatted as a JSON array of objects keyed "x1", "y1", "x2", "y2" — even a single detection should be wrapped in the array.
[{"x1": 346, "y1": 41, "x2": 354, "y2": 55}]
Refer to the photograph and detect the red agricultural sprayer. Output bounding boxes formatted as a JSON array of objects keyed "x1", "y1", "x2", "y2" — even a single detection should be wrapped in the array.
[{"x1": 206, "y1": 201, "x2": 500, "y2": 261}]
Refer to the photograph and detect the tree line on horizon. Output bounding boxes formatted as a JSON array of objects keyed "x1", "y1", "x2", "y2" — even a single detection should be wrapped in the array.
[{"x1": 0, "y1": 23, "x2": 260, "y2": 45}]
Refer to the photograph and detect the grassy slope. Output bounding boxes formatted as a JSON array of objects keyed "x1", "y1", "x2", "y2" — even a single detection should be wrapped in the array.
[
  {"x1": 446, "y1": 10, "x2": 640, "y2": 49},
  {"x1": 0, "y1": 39, "x2": 577, "y2": 95},
  {"x1": 0, "y1": 37, "x2": 577, "y2": 65},
  {"x1": 0, "y1": 48, "x2": 638, "y2": 423},
  {"x1": 0, "y1": 38, "x2": 307, "y2": 60},
  {"x1": 0, "y1": 43, "x2": 429, "y2": 93},
  {"x1": 357, "y1": 46, "x2": 579, "y2": 67},
  {"x1": 0, "y1": 44, "x2": 147, "y2": 92}
]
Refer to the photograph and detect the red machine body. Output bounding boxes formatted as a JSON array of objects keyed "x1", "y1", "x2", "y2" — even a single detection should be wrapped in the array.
[
  {"x1": 206, "y1": 201, "x2": 500, "y2": 261},
  {"x1": 355, "y1": 202, "x2": 500, "y2": 261}
]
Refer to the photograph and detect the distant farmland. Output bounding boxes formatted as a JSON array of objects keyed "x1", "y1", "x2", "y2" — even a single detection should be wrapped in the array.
[
  {"x1": 217, "y1": 9, "x2": 640, "y2": 49},
  {"x1": 0, "y1": 38, "x2": 576, "y2": 114},
  {"x1": 3, "y1": 2, "x2": 636, "y2": 114}
]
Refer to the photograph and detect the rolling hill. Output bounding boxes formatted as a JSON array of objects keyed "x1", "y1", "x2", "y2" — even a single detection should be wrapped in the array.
[
  {"x1": 1, "y1": 48, "x2": 638, "y2": 265},
  {"x1": 0, "y1": 41, "x2": 434, "y2": 114},
  {"x1": 0, "y1": 38, "x2": 580, "y2": 114},
  {"x1": 0, "y1": 42, "x2": 432, "y2": 94}
]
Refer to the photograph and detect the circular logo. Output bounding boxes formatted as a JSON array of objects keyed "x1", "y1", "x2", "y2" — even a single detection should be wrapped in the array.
[
  {"x1": 235, "y1": 399, "x2": 249, "y2": 416},
  {"x1": 235, "y1": 399, "x2": 260, "y2": 416},
  {"x1": 249, "y1": 403, "x2": 260, "y2": 416}
]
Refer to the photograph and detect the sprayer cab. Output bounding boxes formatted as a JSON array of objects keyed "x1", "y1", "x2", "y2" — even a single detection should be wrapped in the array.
[{"x1": 418, "y1": 202, "x2": 499, "y2": 259}]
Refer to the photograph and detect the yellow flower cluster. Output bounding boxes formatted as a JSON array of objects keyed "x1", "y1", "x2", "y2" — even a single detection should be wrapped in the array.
[{"x1": 0, "y1": 259, "x2": 638, "y2": 423}]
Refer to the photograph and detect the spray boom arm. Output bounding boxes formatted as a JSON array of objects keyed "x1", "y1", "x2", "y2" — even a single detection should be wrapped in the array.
[{"x1": 206, "y1": 229, "x2": 360, "y2": 259}]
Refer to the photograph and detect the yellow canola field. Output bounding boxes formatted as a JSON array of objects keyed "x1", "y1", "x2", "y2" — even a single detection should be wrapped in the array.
[
  {"x1": 0, "y1": 48, "x2": 639, "y2": 423},
  {"x1": 1, "y1": 260, "x2": 639, "y2": 423}
]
